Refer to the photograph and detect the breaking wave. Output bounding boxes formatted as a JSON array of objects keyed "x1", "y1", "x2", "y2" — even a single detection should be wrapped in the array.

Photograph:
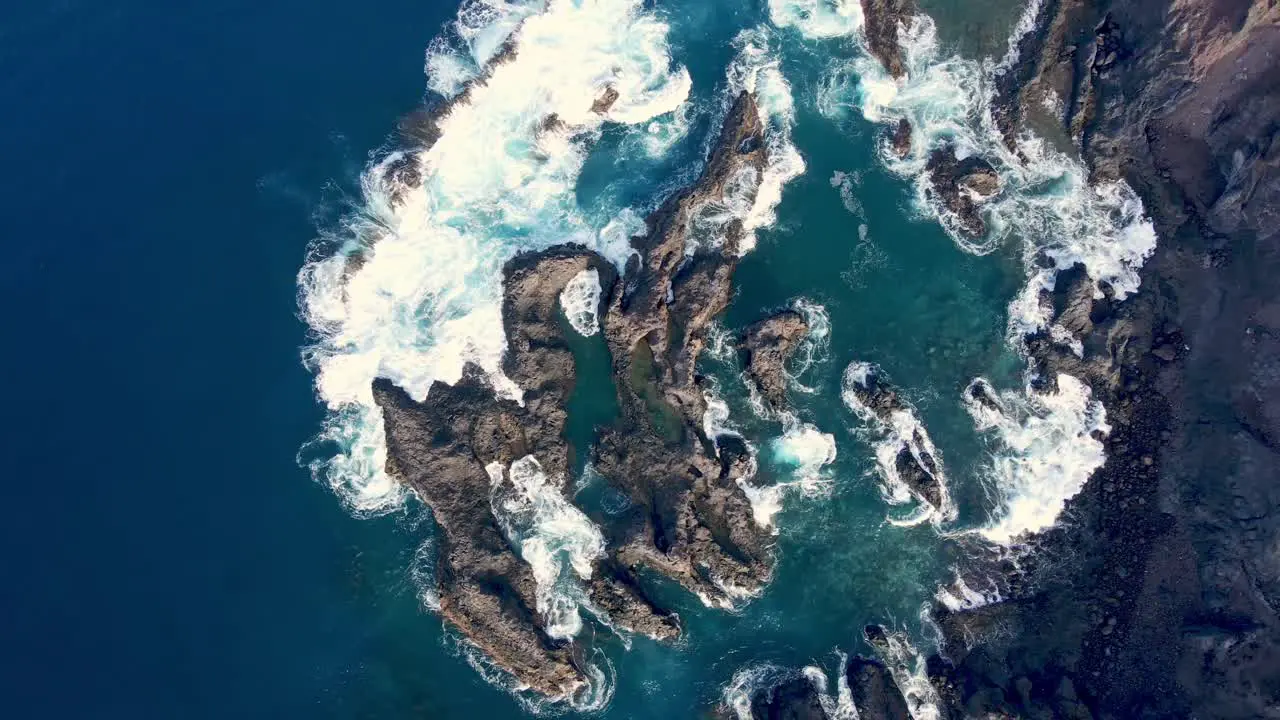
[
  {"x1": 299, "y1": 0, "x2": 694, "y2": 514},
  {"x1": 869, "y1": 626, "x2": 943, "y2": 720},
  {"x1": 721, "y1": 659, "x2": 857, "y2": 720},
  {"x1": 841, "y1": 362, "x2": 954, "y2": 527},
  {"x1": 961, "y1": 376, "x2": 1110, "y2": 545},
  {"x1": 559, "y1": 267, "x2": 602, "y2": 336},
  {"x1": 487, "y1": 455, "x2": 605, "y2": 640}
]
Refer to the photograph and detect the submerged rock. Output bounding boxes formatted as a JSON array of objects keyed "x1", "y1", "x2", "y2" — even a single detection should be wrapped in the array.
[{"x1": 740, "y1": 310, "x2": 809, "y2": 411}]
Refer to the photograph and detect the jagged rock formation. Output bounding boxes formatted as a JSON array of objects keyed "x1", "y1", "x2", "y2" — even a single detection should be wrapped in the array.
[
  {"x1": 372, "y1": 92, "x2": 775, "y2": 694},
  {"x1": 889, "y1": 117, "x2": 913, "y2": 158},
  {"x1": 926, "y1": 146, "x2": 1002, "y2": 238},
  {"x1": 592, "y1": 91, "x2": 775, "y2": 607},
  {"x1": 927, "y1": 0, "x2": 1280, "y2": 717},
  {"x1": 847, "y1": 656, "x2": 912, "y2": 720},
  {"x1": 843, "y1": 364, "x2": 947, "y2": 511},
  {"x1": 860, "y1": 0, "x2": 917, "y2": 79},
  {"x1": 740, "y1": 310, "x2": 809, "y2": 411},
  {"x1": 372, "y1": 247, "x2": 674, "y2": 697}
]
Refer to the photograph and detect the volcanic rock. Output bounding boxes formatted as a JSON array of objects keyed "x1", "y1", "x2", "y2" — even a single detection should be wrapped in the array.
[{"x1": 740, "y1": 310, "x2": 810, "y2": 411}]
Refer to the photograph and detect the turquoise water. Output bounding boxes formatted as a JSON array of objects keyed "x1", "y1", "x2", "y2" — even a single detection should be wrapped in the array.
[
  {"x1": 0, "y1": 0, "x2": 1137, "y2": 716},
  {"x1": 293, "y1": 0, "x2": 1040, "y2": 715}
]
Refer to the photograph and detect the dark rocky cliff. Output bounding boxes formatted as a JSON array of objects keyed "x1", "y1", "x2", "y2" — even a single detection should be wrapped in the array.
[{"x1": 928, "y1": 0, "x2": 1280, "y2": 717}]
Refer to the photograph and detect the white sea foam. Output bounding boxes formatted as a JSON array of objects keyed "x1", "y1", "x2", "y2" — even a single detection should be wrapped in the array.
[
  {"x1": 409, "y1": 536, "x2": 441, "y2": 612},
  {"x1": 559, "y1": 267, "x2": 602, "y2": 336},
  {"x1": 841, "y1": 362, "x2": 954, "y2": 526},
  {"x1": 768, "y1": 0, "x2": 864, "y2": 38},
  {"x1": 775, "y1": 0, "x2": 1155, "y2": 545},
  {"x1": 702, "y1": 377, "x2": 834, "y2": 532},
  {"x1": 870, "y1": 628, "x2": 943, "y2": 720},
  {"x1": 487, "y1": 456, "x2": 606, "y2": 640},
  {"x1": 788, "y1": 297, "x2": 832, "y2": 387},
  {"x1": 747, "y1": 415, "x2": 837, "y2": 530},
  {"x1": 444, "y1": 627, "x2": 615, "y2": 714},
  {"x1": 300, "y1": 0, "x2": 693, "y2": 514},
  {"x1": 830, "y1": 169, "x2": 865, "y2": 218},
  {"x1": 726, "y1": 27, "x2": 807, "y2": 253},
  {"x1": 722, "y1": 661, "x2": 858, "y2": 720},
  {"x1": 786, "y1": 5, "x2": 1157, "y2": 321},
  {"x1": 962, "y1": 376, "x2": 1110, "y2": 545},
  {"x1": 935, "y1": 569, "x2": 1003, "y2": 612},
  {"x1": 622, "y1": 102, "x2": 694, "y2": 160}
]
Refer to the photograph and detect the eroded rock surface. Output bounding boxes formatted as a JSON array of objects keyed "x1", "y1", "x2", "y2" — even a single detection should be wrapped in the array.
[
  {"x1": 372, "y1": 92, "x2": 775, "y2": 693},
  {"x1": 925, "y1": 146, "x2": 1001, "y2": 238},
  {"x1": 373, "y1": 246, "x2": 673, "y2": 697},
  {"x1": 593, "y1": 91, "x2": 775, "y2": 606},
  {"x1": 928, "y1": 0, "x2": 1280, "y2": 717},
  {"x1": 860, "y1": 0, "x2": 917, "y2": 79},
  {"x1": 847, "y1": 656, "x2": 911, "y2": 720},
  {"x1": 740, "y1": 310, "x2": 809, "y2": 411}
]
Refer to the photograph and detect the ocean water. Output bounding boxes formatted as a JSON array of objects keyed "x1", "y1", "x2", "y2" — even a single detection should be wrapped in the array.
[{"x1": 0, "y1": 0, "x2": 1154, "y2": 717}]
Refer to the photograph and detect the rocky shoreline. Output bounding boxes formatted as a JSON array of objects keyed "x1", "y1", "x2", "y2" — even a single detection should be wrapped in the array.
[
  {"x1": 730, "y1": 0, "x2": 1280, "y2": 716},
  {"x1": 927, "y1": 0, "x2": 1280, "y2": 716},
  {"x1": 371, "y1": 90, "x2": 808, "y2": 697},
  {"x1": 364, "y1": 0, "x2": 1278, "y2": 711}
]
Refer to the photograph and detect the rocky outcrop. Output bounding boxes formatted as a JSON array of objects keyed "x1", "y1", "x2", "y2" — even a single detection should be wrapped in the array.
[
  {"x1": 740, "y1": 310, "x2": 809, "y2": 411},
  {"x1": 860, "y1": 0, "x2": 917, "y2": 79},
  {"x1": 847, "y1": 656, "x2": 911, "y2": 720},
  {"x1": 372, "y1": 92, "x2": 776, "y2": 695},
  {"x1": 372, "y1": 246, "x2": 677, "y2": 697},
  {"x1": 593, "y1": 91, "x2": 775, "y2": 606},
  {"x1": 843, "y1": 364, "x2": 947, "y2": 511},
  {"x1": 928, "y1": 0, "x2": 1280, "y2": 717},
  {"x1": 925, "y1": 146, "x2": 1001, "y2": 238},
  {"x1": 889, "y1": 117, "x2": 913, "y2": 158},
  {"x1": 742, "y1": 677, "x2": 830, "y2": 720}
]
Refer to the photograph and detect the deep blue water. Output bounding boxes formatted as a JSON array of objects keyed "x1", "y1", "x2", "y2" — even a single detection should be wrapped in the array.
[
  {"x1": 0, "y1": 0, "x2": 1034, "y2": 717},
  {"x1": 0, "y1": 1, "x2": 528, "y2": 716}
]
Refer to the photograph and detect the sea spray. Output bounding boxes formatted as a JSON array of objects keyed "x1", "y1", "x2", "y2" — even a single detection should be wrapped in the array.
[
  {"x1": 559, "y1": 267, "x2": 602, "y2": 336},
  {"x1": 487, "y1": 456, "x2": 605, "y2": 640},
  {"x1": 841, "y1": 362, "x2": 954, "y2": 526},
  {"x1": 300, "y1": 0, "x2": 693, "y2": 514},
  {"x1": 961, "y1": 376, "x2": 1110, "y2": 545}
]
